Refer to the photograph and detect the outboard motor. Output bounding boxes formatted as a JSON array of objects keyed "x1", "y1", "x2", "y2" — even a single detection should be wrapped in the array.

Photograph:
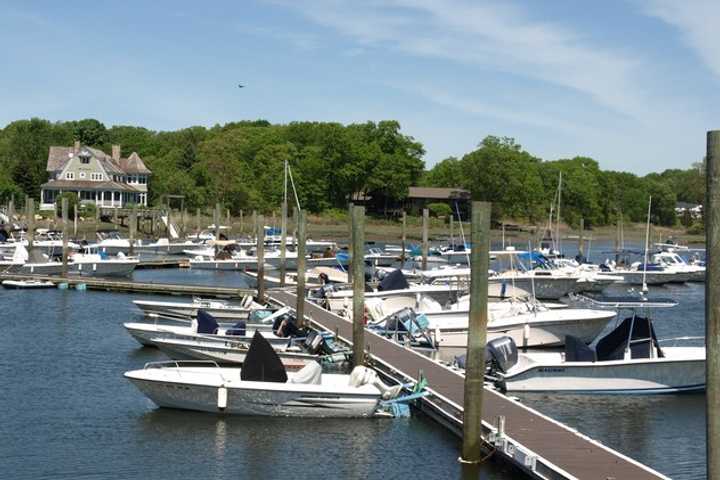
[{"x1": 485, "y1": 336, "x2": 518, "y2": 373}]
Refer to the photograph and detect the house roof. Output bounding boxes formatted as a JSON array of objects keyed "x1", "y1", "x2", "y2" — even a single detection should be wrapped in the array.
[
  {"x1": 40, "y1": 180, "x2": 142, "y2": 192},
  {"x1": 119, "y1": 152, "x2": 151, "y2": 174},
  {"x1": 407, "y1": 187, "x2": 470, "y2": 200},
  {"x1": 675, "y1": 201, "x2": 701, "y2": 210},
  {"x1": 46, "y1": 145, "x2": 150, "y2": 175}
]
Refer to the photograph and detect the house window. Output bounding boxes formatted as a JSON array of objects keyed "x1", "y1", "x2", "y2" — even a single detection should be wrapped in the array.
[
  {"x1": 91, "y1": 173, "x2": 103, "y2": 181},
  {"x1": 81, "y1": 157, "x2": 90, "y2": 164},
  {"x1": 79, "y1": 172, "x2": 86, "y2": 179},
  {"x1": 65, "y1": 172, "x2": 74, "y2": 180},
  {"x1": 139, "y1": 176, "x2": 146, "y2": 184}
]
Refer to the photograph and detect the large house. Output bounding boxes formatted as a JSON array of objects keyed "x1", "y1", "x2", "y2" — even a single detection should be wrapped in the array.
[{"x1": 40, "y1": 141, "x2": 151, "y2": 210}]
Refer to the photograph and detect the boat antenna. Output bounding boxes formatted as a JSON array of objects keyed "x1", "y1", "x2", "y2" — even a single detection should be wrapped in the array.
[
  {"x1": 641, "y1": 196, "x2": 652, "y2": 293},
  {"x1": 454, "y1": 201, "x2": 470, "y2": 266}
]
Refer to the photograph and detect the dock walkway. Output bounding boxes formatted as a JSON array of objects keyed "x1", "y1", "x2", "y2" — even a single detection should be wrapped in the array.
[
  {"x1": 0, "y1": 273, "x2": 252, "y2": 298},
  {"x1": 269, "y1": 291, "x2": 668, "y2": 480}
]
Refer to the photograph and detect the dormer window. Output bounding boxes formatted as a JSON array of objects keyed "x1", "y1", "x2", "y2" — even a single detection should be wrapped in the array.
[
  {"x1": 79, "y1": 149, "x2": 91, "y2": 164},
  {"x1": 65, "y1": 172, "x2": 74, "y2": 180}
]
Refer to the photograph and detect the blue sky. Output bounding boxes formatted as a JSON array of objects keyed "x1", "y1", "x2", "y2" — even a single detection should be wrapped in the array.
[{"x1": 1, "y1": 0, "x2": 718, "y2": 174}]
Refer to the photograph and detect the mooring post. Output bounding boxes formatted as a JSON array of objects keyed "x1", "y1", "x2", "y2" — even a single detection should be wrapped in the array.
[
  {"x1": 226, "y1": 208, "x2": 230, "y2": 231},
  {"x1": 26, "y1": 198, "x2": 35, "y2": 261},
  {"x1": 461, "y1": 201, "x2": 491, "y2": 463},
  {"x1": 129, "y1": 205, "x2": 137, "y2": 257},
  {"x1": 196, "y1": 208, "x2": 201, "y2": 236},
  {"x1": 73, "y1": 204, "x2": 78, "y2": 237},
  {"x1": 280, "y1": 199, "x2": 288, "y2": 287},
  {"x1": 422, "y1": 208, "x2": 429, "y2": 270},
  {"x1": 180, "y1": 208, "x2": 187, "y2": 240},
  {"x1": 8, "y1": 195, "x2": 14, "y2": 220},
  {"x1": 578, "y1": 218, "x2": 585, "y2": 259},
  {"x1": 450, "y1": 213, "x2": 455, "y2": 248},
  {"x1": 296, "y1": 210, "x2": 307, "y2": 327},
  {"x1": 215, "y1": 203, "x2": 221, "y2": 240},
  {"x1": 95, "y1": 201, "x2": 100, "y2": 235},
  {"x1": 401, "y1": 210, "x2": 407, "y2": 266},
  {"x1": 352, "y1": 205, "x2": 365, "y2": 367},
  {"x1": 61, "y1": 197, "x2": 69, "y2": 277},
  {"x1": 347, "y1": 202, "x2": 354, "y2": 282},
  {"x1": 707, "y1": 130, "x2": 720, "y2": 480},
  {"x1": 239, "y1": 209, "x2": 244, "y2": 235},
  {"x1": 256, "y1": 214, "x2": 265, "y2": 303}
]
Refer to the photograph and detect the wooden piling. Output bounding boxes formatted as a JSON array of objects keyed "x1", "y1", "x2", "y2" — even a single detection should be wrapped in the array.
[
  {"x1": 351, "y1": 205, "x2": 365, "y2": 368},
  {"x1": 214, "y1": 203, "x2": 221, "y2": 241},
  {"x1": 61, "y1": 197, "x2": 69, "y2": 276},
  {"x1": 280, "y1": 200, "x2": 288, "y2": 287},
  {"x1": 347, "y1": 202, "x2": 354, "y2": 282},
  {"x1": 8, "y1": 195, "x2": 14, "y2": 220},
  {"x1": 461, "y1": 201, "x2": 491, "y2": 463},
  {"x1": 239, "y1": 209, "x2": 244, "y2": 235},
  {"x1": 129, "y1": 205, "x2": 137, "y2": 256},
  {"x1": 450, "y1": 213, "x2": 455, "y2": 248},
  {"x1": 256, "y1": 214, "x2": 265, "y2": 303},
  {"x1": 706, "y1": 129, "x2": 720, "y2": 480},
  {"x1": 296, "y1": 210, "x2": 307, "y2": 327},
  {"x1": 578, "y1": 218, "x2": 585, "y2": 258},
  {"x1": 422, "y1": 208, "x2": 429, "y2": 270},
  {"x1": 401, "y1": 210, "x2": 407, "y2": 265},
  {"x1": 73, "y1": 205, "x2": 78, "y2": 237},
  {"x1": 196, "y1": 208, "x2": 201, "y2": 236},
  {"x1": 26, "y1": 198, "x2": 35, "y2": 260}
]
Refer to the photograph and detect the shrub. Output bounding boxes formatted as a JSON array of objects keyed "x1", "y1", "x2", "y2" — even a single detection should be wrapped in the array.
[{"x1": 427, "y1": 202, "x2": 453, "y2": 218}]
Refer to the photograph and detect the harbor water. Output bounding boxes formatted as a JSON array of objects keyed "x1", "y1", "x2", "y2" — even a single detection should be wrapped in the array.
[{"x1": 0, "y1": 244, "x2": 707, "y2": 479}]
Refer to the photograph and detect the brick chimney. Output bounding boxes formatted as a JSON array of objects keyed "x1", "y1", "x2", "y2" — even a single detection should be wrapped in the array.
[
  {"x1": 112, "y1": 145, "x2": 121, "y2": 161},
  {"x1": 74, "y1": 140, "x2": 80, "y2": 154}
]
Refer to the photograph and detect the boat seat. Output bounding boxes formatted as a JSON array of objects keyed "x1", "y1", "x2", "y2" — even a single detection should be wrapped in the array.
[
  {"x1": 225, "y1": 320, "x2": 246, "y2": 336},
  {"x1": 289, "y1": 362, "x2": 322, "y2": 385},
  {"x1": 564, "y1": 335, "x2": 596, "y2": 362}
]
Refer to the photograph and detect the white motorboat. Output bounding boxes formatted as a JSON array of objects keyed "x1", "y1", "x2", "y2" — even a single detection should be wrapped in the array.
[
  {"x1": 485, "y1": 296, "x2": 705, "y2": 393},
  {"x1": 652, "y1": 250, "x2": 705, "y2": 282},
  {"x1": 69, "y1": 247, "x2": 139, "y2": 277},
  {"x1": 136, "y1": 238, "x2": 200, "y2": 255},
  {"x1": 93, "y1": 230, "x2": 139, "y2": 255},
  {"x1": 1, "y1": 279, "x2": 55, "y2": 289},
  {"x1": 124, "y1": 308, "x2": 297, "y2": 347},
  {"x1": 364, "y1": 248, "x2": 399, "y2": 267},
  {"x1": 133, "y1": 296, "x2": 261, "y2": 321},
  {"x1": 366, "y1": 296, "x2": 615, "y2": 348},
  {"x1": 125, "y1": 332, "x2": 399, "y2": 417}
]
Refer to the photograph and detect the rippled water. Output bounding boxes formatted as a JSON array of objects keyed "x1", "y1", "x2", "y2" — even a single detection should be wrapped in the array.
[
  {"x1": 0, "y1": 239, "x2": 708, "y2": 479},
  {"x1": 0, "y1": 282, "x2": 510, "y2": 480}
]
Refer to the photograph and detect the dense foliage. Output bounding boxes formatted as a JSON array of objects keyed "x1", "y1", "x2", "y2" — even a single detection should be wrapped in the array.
[
  {"x1": 421, "y1": 136, "x2": 704, "y2": 226},
  {"x1": 0, "y1": 119, "x2": 704, "y2": 226}
]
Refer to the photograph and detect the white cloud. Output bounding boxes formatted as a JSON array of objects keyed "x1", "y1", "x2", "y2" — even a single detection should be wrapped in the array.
[
  {"x1": 643, "y1": 0, "x2": 720, "y2": 79},
  {"x1": 271, "y1": 0, "x2": 648, "y2": 118}
]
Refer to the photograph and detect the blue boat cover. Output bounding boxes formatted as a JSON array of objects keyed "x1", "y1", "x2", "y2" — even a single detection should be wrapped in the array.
[
  {"x1": 226, "y1": 320, "x2": 246, "y2": 336},
  {"x1": 196, "y1": 309, "x2": 219, "y2": 334}
]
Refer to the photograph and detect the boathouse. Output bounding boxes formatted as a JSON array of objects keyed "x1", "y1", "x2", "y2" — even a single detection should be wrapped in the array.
[{"x1": 40, "y1": 142, "x2": 151, "y2": 210}]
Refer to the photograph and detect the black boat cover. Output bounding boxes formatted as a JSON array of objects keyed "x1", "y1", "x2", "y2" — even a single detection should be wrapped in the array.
[
  {"x1": 595, "y1": 316, "x2": 664, "y2": 361},
  {"x1": 241, "y1": 331, "x2": 288, "y2": 383},
  {"x1": 564, "y1": 335, "x2": 596, "y2": 362},
  {"x1": 378, "y1": 269, "x2": 410, "y2": 292},
  {"x1": 196, "y1": 310, "x2": 219, "y2": 334}
]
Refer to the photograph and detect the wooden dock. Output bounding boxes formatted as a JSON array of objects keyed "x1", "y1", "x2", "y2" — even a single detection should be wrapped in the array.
[
  {"x1": 136, "y1": 259, "x2": 190, "y2": 269},
  {"x1": 269, "y1": 291, "x2": 669, "y2": 480},
  {"x1": 0, "y1": 273, "x2": 252, "y2": 298}
]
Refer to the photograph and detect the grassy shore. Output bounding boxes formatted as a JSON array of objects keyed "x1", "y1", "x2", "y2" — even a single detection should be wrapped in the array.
[{"x1": 24, "y1": 212, "x2": 703, "y2": 247}]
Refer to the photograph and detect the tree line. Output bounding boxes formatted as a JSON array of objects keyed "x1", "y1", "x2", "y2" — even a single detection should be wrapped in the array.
[{"x1": 0, "y1": 118, "x2": 704, "y2": 227}]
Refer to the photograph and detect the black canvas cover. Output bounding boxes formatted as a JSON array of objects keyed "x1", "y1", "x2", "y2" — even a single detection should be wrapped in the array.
[
  {"x1": 564, "y1": 335, "x2": 596, "y2": 362},
  {"x1": 241, "y1": 331, "x2": 288, "y2": 383},
  {"x1": 378, "y1": 269, "x2": 410, "y2": 292},
  {"x1": 596, "y1": 316, "x2": 663, "y2": 361},
  {"x1": 486, "y1": 336, "x2": 518, "y2": 373},
  {"x1": 196, "y1": 310, "x2": 219, "y2": 334}
]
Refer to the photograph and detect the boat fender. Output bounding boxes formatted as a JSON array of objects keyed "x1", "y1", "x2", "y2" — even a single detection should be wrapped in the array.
[
  {"x1": 217, "y1": 385, "x2": 227, "y2": 410},
  {"x1": 76, "y1": 283, "x2": 87, "y2": 291},
  {"x1": 523, "y1": 323, "x2": 530, "y2": 349}
]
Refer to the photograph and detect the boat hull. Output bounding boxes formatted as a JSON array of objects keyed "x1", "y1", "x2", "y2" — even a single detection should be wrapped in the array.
[
  {"x1": 125, "y1": 372, "x2": 380, "y2": 418},
  {"x1": 501, "y1": 348, "x2": 705, "y2": 393},
  {"x1": 70, "y1": 261, "x2": 138, "y2": 277}
]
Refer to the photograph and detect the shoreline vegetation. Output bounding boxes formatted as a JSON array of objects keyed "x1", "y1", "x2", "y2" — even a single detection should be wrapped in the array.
[{"x1": 0, "y1": 118, "x2": 705, "y2": 236}]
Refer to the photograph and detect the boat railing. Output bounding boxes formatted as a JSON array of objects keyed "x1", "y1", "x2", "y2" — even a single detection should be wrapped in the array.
[{"x1": 143, "y1": 359, "x2": 232, "y2": 382}]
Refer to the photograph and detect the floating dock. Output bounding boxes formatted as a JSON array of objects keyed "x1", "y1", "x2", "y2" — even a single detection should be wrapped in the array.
[
  {"x1": 0, "y1": 273, "x2": 252, "y2": 298},
  {"x1": 269, "y1": 291, "x2": 669, "y2": 480}
]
